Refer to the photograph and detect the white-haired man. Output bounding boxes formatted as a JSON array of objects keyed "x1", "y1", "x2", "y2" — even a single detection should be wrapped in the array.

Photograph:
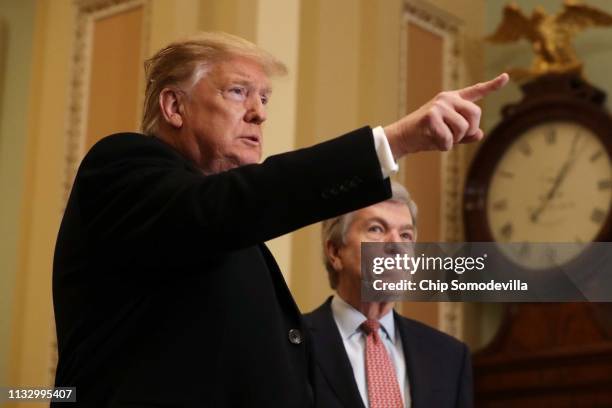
[
  {"x1": 53, "y1": 32, "x2": 504, "y2": 407},
  {"x1": 304, "y1": 181, "x2": 472, "y2": 408}
]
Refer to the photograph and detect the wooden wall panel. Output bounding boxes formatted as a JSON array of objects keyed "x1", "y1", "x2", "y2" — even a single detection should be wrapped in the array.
[
  {"x1": 86, "y1": 6, "x2": 143, "y2": 149},
  {"x1": 400, "y1": 21, "x2": 443, "y2": 329}
]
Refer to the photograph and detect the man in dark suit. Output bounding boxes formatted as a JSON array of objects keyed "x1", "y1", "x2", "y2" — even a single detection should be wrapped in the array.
[
  {"x1": 52, "y1": 31, "x2": 505, "y2": 406},
  {"x1": 305, "y1": 182, "x2": 473, "y2": 408}
]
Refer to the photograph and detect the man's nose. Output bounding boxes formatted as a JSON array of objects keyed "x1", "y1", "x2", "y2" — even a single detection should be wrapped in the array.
[
  {"x1": 383, "y1": 231, "x2": 403, "y2": 254},
  {"x1": 386, "y1": 230, "x2": 402, "y2": 243},
  {"x1": 244, "y1": 97, "x2": 267, "y2": 125}
]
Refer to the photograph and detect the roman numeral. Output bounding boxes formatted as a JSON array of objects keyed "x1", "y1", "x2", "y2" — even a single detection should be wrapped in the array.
[
  {"x1": 590, "y1": 150, "x2": 604, "y2": 163},
  {"x1": 598, "y1": 179, "x2": 612, "y2": 190},
  {"x1": 518, "y1": 143, "x2": 532, "y2": 156},
  {"x1": 591, "y1": 208, "x2": 606, "y2": 224},
  {"x1": 546, "y1": 129, "x2": 556, "y2": 145},
  {"x1": 517, "y1": 243, "x2": 531, "y2": 259},
  {"x1": 492, "y1": 199, "x2": 508, "y2": 211},
  {"x1": 545, "y1": 246, "x2": 558, "y2": 263},
  {"x1": 500, "y1": 223, "x2": 513, "y2": 240}
]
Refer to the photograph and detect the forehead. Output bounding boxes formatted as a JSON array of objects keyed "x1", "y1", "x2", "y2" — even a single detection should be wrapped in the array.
[
  {"x1": 208, "y1": 56, "x2": 271, "y2": 89},
  {"x1": 351, "y1": 201, "x2": 413, "y2": 227}
]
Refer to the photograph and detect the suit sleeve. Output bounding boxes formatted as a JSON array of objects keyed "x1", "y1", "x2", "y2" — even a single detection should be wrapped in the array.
[
  {"x1": 75, "y1": 127, "x2": 391, "y2": 257},
  {"x1": 455, "y1": 344, "x2": 474, "y2": 408}
]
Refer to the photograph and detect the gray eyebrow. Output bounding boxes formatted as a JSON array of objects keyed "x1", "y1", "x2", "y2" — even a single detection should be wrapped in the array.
[{"x1": 365, "y1": 217, "x2": 414, "y2": 230}]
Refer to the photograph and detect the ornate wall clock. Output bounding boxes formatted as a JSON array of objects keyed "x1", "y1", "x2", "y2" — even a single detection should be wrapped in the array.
[
  {"x1": 463, "y1": 2, "x2": 612, "y2": 404},
  {"x1": 464, "y1": 74, "x2": 612, "y2": 268},
  {"x1": 463, "y1": 73, "x2": 612, "y2": 407}
]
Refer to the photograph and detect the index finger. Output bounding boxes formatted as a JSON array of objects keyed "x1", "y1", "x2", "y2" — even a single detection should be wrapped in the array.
[{"x1": 458, "y1": 73, "x2": 509, "y2": 102}]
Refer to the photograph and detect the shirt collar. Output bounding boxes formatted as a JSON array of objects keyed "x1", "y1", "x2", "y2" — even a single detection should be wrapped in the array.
[{"x1": 331, "y1": 295, "x2": 396, "y2": 343}]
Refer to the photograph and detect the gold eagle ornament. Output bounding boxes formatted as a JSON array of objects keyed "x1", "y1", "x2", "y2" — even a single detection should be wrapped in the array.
[{"x1": 487, "y1": 0, "x2": 612, "y2": 81}]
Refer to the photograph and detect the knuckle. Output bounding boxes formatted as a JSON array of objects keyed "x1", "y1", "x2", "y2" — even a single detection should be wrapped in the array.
[
  {"x1": 434, "y1": 124, "x2": 450, "y2": 141},
  {"x1": 431, "y1": 102, "x2": 446, "y2": 116},
  {"x1": 431, "y1": 100, "x2": 444, "y2": 111},
  {"x1": 423, "y1": 110, "x2": 438, "y2": 127},
  {"x1": 472, "y1": 105, "x2": 482, "y2": 122},
  {"x1": 435, "y1": 91, "x2": 450, "y2": 101},
  {"x1": 438, "y1": 136, "x2": 452, "y2": 151}
]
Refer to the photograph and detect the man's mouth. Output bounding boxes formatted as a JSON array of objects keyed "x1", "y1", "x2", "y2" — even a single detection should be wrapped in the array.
[{"x1": 240, "y1": 135, "x2": 260, "y2": 146}]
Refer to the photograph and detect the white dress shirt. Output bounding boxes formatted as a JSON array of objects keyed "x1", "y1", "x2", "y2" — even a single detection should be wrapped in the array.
[
  {"x1": 372, "y1": 126, "x2": 399, "y2": 179},
  {"x1": 331, "y1": 295, "x2": 411, "y2": 408}
]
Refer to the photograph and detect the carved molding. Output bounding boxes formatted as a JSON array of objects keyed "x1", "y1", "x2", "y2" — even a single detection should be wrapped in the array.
[
  {"x1": 400, "y1": 0, "x2": 466, "y2": 340},
  {"x1": 53, "y1": 0, "x2": 151, "y2": 384},
  {"x1": 63, "y1": 0, "x2": 150, "y2": 204}
]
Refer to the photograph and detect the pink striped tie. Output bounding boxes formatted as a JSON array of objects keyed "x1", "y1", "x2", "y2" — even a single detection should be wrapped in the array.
[{"x1": 361, "y1": 319, "x2": 404, "y2": 408}]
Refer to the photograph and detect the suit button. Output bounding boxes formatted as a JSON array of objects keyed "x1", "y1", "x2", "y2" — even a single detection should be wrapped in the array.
[{"x1": 288, "y1": 329, "x2": 303, "y2": 345}]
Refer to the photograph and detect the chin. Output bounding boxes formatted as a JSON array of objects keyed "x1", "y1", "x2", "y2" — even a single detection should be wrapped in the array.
[{"x1": 240, "y1": 152, "x2": 262, "y2": 165}]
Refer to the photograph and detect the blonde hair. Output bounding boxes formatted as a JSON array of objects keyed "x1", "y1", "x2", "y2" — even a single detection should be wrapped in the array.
[
  {"x1": 141, "y1": 32, "x2": 287, "y2": 136},
  {"x1": 321, "y1": 181, "x2": 418, "y2": 289}
]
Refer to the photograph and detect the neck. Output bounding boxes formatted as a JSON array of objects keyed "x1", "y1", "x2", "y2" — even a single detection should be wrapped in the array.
[
  {"x1": 156, "y1": 128, "x2": 204, "y2": 171},
  {"x1": 358, "y1": 301, "x2": 395, "y2": 320},
  {"x1": 336, "y1": 287, "x2": 394, "y2": 320}
]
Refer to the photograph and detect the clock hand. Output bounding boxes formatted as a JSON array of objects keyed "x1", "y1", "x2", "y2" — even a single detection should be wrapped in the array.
[
  {"x1": 531, "y1": 132, "x2": 581, "y2": 223},
  {"x1": 530, "y1": 163, "x2": 571, "y2": 222}
]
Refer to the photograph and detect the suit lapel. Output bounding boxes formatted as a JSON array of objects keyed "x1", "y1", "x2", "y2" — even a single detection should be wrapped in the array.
[
  {"x1": 307, "y1": 298, "x2": 366, "y2": 408},
  {"x1": 395, "y1": 311, "x2": 433, "y2": 408},
  {"x1": 258, "y1": 243, "x2": 302, "y2": 316}
]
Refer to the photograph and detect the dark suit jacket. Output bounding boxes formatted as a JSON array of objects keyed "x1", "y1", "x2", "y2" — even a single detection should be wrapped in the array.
[
  {"x1": 52, "y1": 127, "x2": 390, "y2": 407},
  {"x1": 304, "y1": 298, "x2": 473, "y2": 408}
]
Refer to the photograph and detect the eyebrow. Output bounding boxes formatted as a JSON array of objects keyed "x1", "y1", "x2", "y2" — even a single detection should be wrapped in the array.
[
  {"x1": 228, "y1": 76, "x2": 272, "y2": 95},
  {"x1": 366, "y1": 217, "x2": 414, "y2": 231}
]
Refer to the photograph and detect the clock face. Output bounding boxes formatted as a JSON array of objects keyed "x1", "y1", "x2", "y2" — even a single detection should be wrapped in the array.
[{"x1": 486, "y1": 120, "x2": 612, "y2": 268}]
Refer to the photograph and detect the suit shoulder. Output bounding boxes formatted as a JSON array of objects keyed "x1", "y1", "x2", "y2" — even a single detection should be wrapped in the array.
[
  {"x1": 87, "y1": 133, "x2": 164, "y2": 158},
  {"x1": 302, "y1": 299, "x2": 332, "y2": 329},
  {"x1": 82, "y1": 133, "x2": 189, "y2": 169},
  {"x1": 302, "y1": 304, "x2": 323, "y2": 326},
  {"x1": 397, "y1": 314, "x2": 468, "y2": 352}
]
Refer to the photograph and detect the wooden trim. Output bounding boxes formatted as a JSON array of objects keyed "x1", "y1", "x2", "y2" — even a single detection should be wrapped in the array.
[
  {"x1": 400, "y1": 0, "x2": 465, "y2": 339},
  {"x1": 63, "y1": 0, "x2": 150, "y2": 204}
]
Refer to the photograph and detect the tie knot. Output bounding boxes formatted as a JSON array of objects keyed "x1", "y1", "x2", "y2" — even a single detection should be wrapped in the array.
[{"x1": 360, "y1": 319, "x2": 381, "y2": 335}]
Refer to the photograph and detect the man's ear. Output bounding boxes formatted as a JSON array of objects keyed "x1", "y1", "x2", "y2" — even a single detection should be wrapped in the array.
[
  {"x1": 325, "y1": 240, "x2": 343, "y2": 271},
  {"x1": 159, "y1": 88, "x2": 184, "y2": 129}
]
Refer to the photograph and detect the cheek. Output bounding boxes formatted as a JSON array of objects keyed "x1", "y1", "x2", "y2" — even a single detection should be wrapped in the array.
[
  {"x1": 222, "y1": 103, "x2": 246, "y2": 123},
  {"x1": 198, "y1": 99, "x2": 243, "y2": 126},
  {"x1": 343, "y1": 243, "x2": 363, "y2": 272},
  {"x1": 211, "y1": 108, "x2": 238, "y2": 128}
]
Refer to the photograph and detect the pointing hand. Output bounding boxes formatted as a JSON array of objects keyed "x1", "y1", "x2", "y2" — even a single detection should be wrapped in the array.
[{"x1": 384, "y1": 73, "x2": 509, "y2": 157}]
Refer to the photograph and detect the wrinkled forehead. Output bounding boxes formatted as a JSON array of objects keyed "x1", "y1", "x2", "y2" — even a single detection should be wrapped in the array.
[{"x1": 352, "y1": 201, "x2": 414, "y2": 228}]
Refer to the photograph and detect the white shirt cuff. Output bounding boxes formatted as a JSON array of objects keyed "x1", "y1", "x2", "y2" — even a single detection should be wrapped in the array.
[{"x1": 372, "y1": 126, "x2": 399, "y2": 179}]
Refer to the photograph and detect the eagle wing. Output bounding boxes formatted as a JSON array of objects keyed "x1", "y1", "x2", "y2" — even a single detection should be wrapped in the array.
[
  {"x1": 557, "y1": 1, "x2": 612, "y2": 34},
  {"x1": 487, "y1": 4, "x2": 537, "y2": 43}
]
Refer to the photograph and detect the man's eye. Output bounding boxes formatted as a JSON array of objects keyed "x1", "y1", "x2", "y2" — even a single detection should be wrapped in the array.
[
  {"x1": 368, "y1": 225, "x2": 383, "y2": 233},
  {"x1": 228, "y1": 87, "x2": 247, "y2": 99},
  {"x1": 261, "y1": 95, "x2": 269, "y2": 105},
  {"x1": 400, "y1": 232, "x2": 414, "y2": 241}
]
